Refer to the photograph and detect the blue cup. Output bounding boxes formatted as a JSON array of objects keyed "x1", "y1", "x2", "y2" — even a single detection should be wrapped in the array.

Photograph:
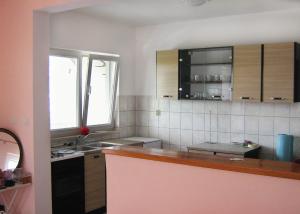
[{"x1": 276, "y1": 134, "x2": 294, "y2": 162}]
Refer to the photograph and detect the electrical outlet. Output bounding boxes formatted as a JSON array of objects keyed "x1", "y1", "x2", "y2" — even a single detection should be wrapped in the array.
[{"x1": 156, "y1": 110, "x2": 161, "y2": 116}]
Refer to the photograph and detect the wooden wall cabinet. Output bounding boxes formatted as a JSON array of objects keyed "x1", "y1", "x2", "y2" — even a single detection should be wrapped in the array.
[
  {"x1": 156, "y1": 50, "x2": 179, "y2": 99},
  {"x1": 85, "y1": 151, "x2": 106, "y2": 213},
  {"x1": 263, "y1": 42, "x2": 299, "y2": 103},
  {"x1": 233, "y1": 44, "x2": 262, "y2": 102}
]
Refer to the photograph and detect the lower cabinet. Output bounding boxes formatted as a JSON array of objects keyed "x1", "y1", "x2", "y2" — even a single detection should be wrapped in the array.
[{"x1": 85, "y1": 151, "x2": 106, "y2": 213}]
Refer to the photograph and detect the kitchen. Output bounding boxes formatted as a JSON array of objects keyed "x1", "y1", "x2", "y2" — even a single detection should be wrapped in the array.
[{"x1": 1, "y1": 0, "x2": 300, "y2": 213}]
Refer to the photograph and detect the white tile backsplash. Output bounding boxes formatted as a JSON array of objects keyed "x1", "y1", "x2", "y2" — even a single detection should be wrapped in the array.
[
  {"x1": 193, "y1": 114, "x2": 205, "y2": 131},
  {"x1": 136, "y1": 96, "x2": 149, "y2": 111},
  {"x1": 231, "y1": 102, "x2": 245, "y2": 115},
  {"x1": 274, "y1": 117, "x2": 290, "y2": 135},
  {"x1": 159, "y1": 128, "x2": 170, "y2": 143},
  {"x1": 158, "y1": 112, "x2": 170, "y2": 128},
  {"x1": 170, "y1": 129, "x2": 181, "y2": 146},
  {"x1": 149, "y1": 127, "x2": 159, "y2": 138},
  {"x1": 149, "y1": 111, "x2": 158, "y2": 127},
  {"x1": 136, "y1": 111, "x2": 149, "y2": 126},
  {"x1": 205, "y1": 101, "x2": 218, "y2": 114},
  {"x1": 245, "y1": 116, "x2": 259, "y2": 135},
  {"x1": 192, "y1": 101, "x2": 205, "y2": 114},
  {"x1": 170, "y1": 100, "x2": 181, "y2": 112},
  {"x1": 290, "y1": 103, "x2": 300, "y2": 117},
  {"x1": 170, "y1": 113, "x2": 181, "y2": 129},
  {"x1": 132, "y1": 96, "x2": 300, "y2": 160},
  {"x1": 231, "y1": 133, "x2": 244, "y2": 143},
  {"x1": 181, "y1": 129, "x2": 193, "y2": 146},
  {"x1": 218, "y1": 132, "x2": 231, "y2": 144},
  {"x1": 181, "y1": 101, "x2": 193, "y2": 113},
  {"x1": 274, "y1": 103, "x2": 290, "y2": 117},
  {"x1": 244, "y1": 102, "x2": 260, "y2": 116},
  {"x1": 181, "y1": 113, "x2": 193, "y2": 130},
  {"x1": 259, "y1": 135, "x2": 274, "y2": 154},
  {"x1": 260, "y1": 103, "x2": 275, "y2": 117},
  {"x1": 218, "y1": 102, "x2": 231, "y2": 115},
  {"x1": 193, "y1": 131, "x2": 205, "y2": 144},
  {"x1": 231, "y1": 115, "x2": 244, "y2": 133},
  {"x1": 290, "y1": 118, "x2": 300, "y2": 136},
  {"x1": 205, "y1": 114, "x2": 218, "y2": 132},
  {"x1": 218, "y1": 115, "x2": 231, "y2": 133},
  {"x1": 158, "y1": 99, "x2": 170, "y2": 112},
  {"x1": 259, "y1": 117, "x2": 274, "y2": 135}
]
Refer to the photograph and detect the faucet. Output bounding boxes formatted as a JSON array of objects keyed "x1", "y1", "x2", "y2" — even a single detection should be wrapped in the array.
[{"x1": 74, "y1": 134, "x2": 90, "y2": 150}]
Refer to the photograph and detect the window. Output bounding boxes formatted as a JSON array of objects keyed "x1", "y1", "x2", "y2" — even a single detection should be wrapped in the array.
[{"x1": 49, "y1": 49, "x2": 119, "y2": 134}]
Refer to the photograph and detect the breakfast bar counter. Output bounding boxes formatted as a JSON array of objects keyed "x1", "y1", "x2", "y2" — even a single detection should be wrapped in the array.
[
  {"x1": 102, "y1": 146, "x2": 300, "y2": 180},
  {"x1": 103, "y1": 146, "x2": 300, "y2": 214}
]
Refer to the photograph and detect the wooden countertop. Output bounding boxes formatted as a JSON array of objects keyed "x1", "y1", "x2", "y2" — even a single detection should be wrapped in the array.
[{"x1": 102, "y1": 146, "x2": 300, "y2": 181}]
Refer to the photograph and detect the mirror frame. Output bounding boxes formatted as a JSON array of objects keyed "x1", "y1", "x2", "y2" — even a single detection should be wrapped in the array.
[{"x1": 0, "y1": 128, "x2": 23, "y2": 170}]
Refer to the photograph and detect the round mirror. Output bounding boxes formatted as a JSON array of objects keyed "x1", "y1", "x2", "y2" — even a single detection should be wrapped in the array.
[{"x1": 0, "y1": 128, "x2": 23, "y2": 171}]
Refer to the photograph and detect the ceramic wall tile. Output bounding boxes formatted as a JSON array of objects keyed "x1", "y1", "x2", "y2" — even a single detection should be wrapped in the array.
[
  {"x1": 170, "y1": 113, "x2": 181, "y2": 129},
  {"x1": 181, "y1": 113, "x2": 193, "y2": 130},
  {"x1": 170, "y1": 100, "x2": 181, "y2": 112},
  {"x1": 181, "y1": 130, "x2": 193, "y2": 146},
  {"x1": 245, "y1": 116, "x2": 259, "y2": 135},
  {"x1": 274, "y1": 117, "x2": 290, "y2": 135},
  {"x1": 259, "y1": 117, "x2": 274, "y2": 135},
  {"x1": 181, "y1": 101, "x2": 193, "y2": 113},
  {"x1": 231, "y1": 115, "x2": 244, "y2": 133},
  {"x1": 192, "y1": 101, "x2": 205, "y2": 114},
  {"x1": 158, "y1": 112, "x2": 170, "y2": 128},
  {"x1": 274, "y1": 103, "x2": 290, "y2": 117},
  {"x1": 170, "y1": 129, "x2": 181, "y2": 146}
]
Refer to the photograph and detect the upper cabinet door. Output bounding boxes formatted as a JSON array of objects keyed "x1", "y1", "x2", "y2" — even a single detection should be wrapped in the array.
[
  {"x1": 156, "y1": 50, "x2": 179, "y2": 99},
  {"x1": 263, "y1": 43, "x2": 294, "y2": 103},
  {"x1": 233, "y1": 44, "x2": 262, "y2": 102}
]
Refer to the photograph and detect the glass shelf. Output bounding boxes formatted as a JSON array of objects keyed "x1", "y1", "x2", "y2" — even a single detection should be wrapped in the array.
[
  {"x1": 179, "y1": 46, "x2": 233, "y2": 101},
  {"x1": 185, "y1": 80, "x2": 231, "y2": 84}
]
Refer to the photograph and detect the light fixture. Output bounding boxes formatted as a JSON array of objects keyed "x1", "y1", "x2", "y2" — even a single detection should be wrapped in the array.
[{"x1": 181, "y1": 0, "x2": 211, "y2": 7}]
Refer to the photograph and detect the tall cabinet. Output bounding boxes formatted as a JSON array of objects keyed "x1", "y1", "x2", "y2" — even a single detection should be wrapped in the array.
[{"x1": 233, "y1": 44, "x2": 262, "y2": 102}]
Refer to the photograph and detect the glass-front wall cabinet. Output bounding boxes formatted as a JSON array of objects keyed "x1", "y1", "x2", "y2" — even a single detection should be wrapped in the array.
[{"x1": 179, "y1": 47, "x2": 233, "y2": 101}]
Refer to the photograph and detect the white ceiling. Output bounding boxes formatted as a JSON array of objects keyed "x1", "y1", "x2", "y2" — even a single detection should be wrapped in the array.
[{"x1": 74, "y1": 0, "x2": 300, "y2": 26}]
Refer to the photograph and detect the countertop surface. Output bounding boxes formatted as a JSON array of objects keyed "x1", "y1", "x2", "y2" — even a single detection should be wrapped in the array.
[
  {"x1": 188, "y1": 142, "x2": 260, "y2": 155},
  {"x1": 102, "y1": 146, "x2": 300, "y2": 181},
  {"x1": 51, "y1": 138, "x2": 143, "y2": 162}
]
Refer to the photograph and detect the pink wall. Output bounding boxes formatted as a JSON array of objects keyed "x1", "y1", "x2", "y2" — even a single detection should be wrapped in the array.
[
  {"x1": 0, "y1": 0, "x2": 102, "y2": 213},
  {"x1": 106, "y1": 155, "x2": 300, "y2": 214}
]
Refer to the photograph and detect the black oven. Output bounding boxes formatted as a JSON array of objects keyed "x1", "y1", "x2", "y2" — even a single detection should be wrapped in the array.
[{"x1": 51, "y1": 156, "x2": 85, "y2": 214}]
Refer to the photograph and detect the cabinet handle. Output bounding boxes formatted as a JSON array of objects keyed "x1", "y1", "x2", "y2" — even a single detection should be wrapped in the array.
[
  {"x1": 93, "y1": 155, "x2": 100, "y2": 159},
  {"x1": 270, "y1": 97, "x2": 287, "y2": 101},
  {"x1": 240, "y1": 97, "x2": 253, "y2": 100},
  {"x1": 162, "y1": 95, "x2": 173, "y2": 98}
]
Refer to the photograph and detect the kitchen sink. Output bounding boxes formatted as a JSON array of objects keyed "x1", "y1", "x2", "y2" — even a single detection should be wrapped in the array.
[
  {"x1": 76, "y1": 146, "x2": 97, "y2": 151},
  {"x1": 86, "y1": 142, "x2": 119, "y2": 148}
]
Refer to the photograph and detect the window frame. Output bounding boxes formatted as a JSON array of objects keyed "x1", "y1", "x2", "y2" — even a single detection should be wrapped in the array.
[{"x1": 49, "y1": 49, "x2": 120, "y2": 138}]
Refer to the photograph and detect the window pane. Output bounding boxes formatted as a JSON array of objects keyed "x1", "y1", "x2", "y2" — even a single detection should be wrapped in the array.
[
  {"x1": 49, "y1": 56, "x2": 78, "y2": 129},
  {"x1": 86, "y1": 59, "x2": 117, "y2": 126}
]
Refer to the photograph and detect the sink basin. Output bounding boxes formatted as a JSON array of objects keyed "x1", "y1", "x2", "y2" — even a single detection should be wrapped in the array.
[
  {"x1": 76, "y1": 146, "x2": 97, "y2": 151},
  {"x1": 86, "y1": 142, "x2": 118, "y2": 148}
]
